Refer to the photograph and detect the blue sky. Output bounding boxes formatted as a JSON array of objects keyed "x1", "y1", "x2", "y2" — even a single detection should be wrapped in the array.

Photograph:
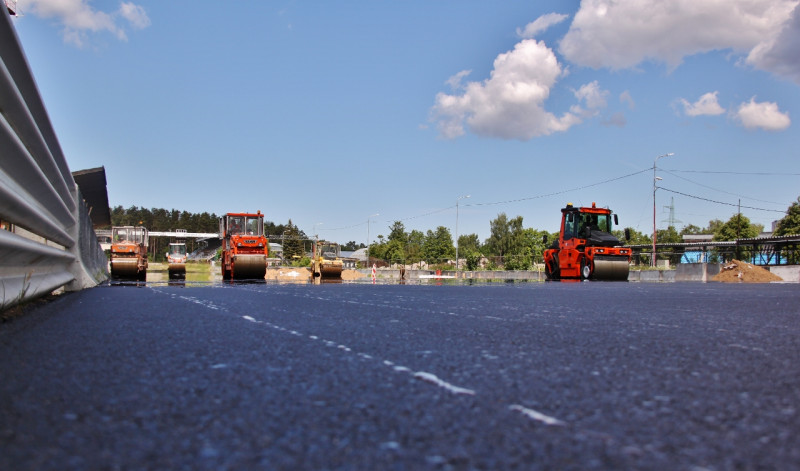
[{"x1": 9, "y1": 0, "x2": 800, "y2": 245}]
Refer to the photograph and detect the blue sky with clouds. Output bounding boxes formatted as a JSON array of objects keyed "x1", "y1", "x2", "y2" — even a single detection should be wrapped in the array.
[{"x1": 8, "y1": 0, "x2": 800, "y2": 244}]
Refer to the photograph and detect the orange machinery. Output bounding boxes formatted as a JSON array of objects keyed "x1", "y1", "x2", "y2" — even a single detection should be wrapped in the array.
[
  {"x1": 219, "y1": 211, "x2": 268, "y2": 280},
  {"x1": 110, "y1": 226, "x2": 149, "y2": 280},
  {"x1": 543, "y1": 203, "x2": 631, "y2": 281}
]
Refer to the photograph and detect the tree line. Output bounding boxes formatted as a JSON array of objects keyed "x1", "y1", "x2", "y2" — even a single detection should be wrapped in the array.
[
  {"x1": 367, "y1": 196, "x2": 800, "y2": 269},
  {"x1": 109, "y1": 197, "x2": 800, "y2": 267},
  {"x1": 108, "y1": 206, "x2": 365, "y2": 261}
]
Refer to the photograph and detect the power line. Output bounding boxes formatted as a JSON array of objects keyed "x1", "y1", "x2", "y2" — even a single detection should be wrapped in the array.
[
  {"x1": 322, "y1": 168, "x2": 652, "y2": 232},
  {"x1": 467, "y1": 168, "x2": 651, "y2": 207},
  {"x1": 660, "y1": 169, "x2": 786, "y2": 206},
  {"x1": 658, "y1": 187, "x2": 786, "y2": 213},
  {"x1": 663, "y1": 169, "x2": 800, "y2": 176}
]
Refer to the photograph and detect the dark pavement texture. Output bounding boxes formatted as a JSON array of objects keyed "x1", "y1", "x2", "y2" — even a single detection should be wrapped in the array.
[{"x1": 1, "y1": 281, "x2": 799, "y2": 470}]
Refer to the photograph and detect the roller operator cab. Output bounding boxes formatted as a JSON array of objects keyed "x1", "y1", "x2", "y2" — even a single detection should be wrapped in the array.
[
  {"x1": 166, "y1": 243, "x2": 187, "y2": 278},
  {"x1": 543, "y1": 203, "x2": 631, "y2": 281},
  {"x1": 219, "y1": 211, "x2": 268, "y2": 280},
  {"x1": 110, "y1": 226, "x2": 149, "y2": 280}
]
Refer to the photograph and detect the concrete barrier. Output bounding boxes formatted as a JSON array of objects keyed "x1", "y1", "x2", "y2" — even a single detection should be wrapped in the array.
[
  {"x1": 674, "y1": 263, "x2": 721, "y2": 282},
  {"x1": 358, "y1": 264, "x2": 796, "y2": 283},
  {"x1": 768, "y1": 266, "x2": 800, "y2": 283}
]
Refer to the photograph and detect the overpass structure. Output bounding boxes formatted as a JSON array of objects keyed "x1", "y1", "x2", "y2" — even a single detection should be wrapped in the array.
[{"x1": 628, "y1": 234, "x2": 800, "y2": 266}]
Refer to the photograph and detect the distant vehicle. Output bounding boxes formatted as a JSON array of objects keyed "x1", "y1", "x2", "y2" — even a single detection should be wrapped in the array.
[
  {"x1": 543, "y1": 203, "x2": 631, "y2": 281},
  {"x1": 110, "y1": 226, "x2": 148, "y2": 280},
  {"x1": 167, "y1": 242, "x2": 187, "y2": 278},
  {"x1": 311, "y1": 240, "x2": 343, "y2": 280},
  {"x1": 219, "y1": 212, "x2": 268, "y2": 280}
]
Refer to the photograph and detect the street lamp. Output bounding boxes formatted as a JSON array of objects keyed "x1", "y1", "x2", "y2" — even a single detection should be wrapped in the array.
[
  {"x1": 455, "y1": 195, "x2": 470, "y2": 271},
  {"x1": 366, "y1": 213, "x2": 379, "y2": 266},
  {"x1": 652, "y1": 152, "x2": 674, "y2": 267}
]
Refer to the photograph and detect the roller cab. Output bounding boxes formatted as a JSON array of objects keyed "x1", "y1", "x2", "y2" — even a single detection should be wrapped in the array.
[
  {"x1": 220, "y1": 212, "x2": 268, "y2": 280},
  {"x1": 543, "y1": 203, "x2": 631, "y2": 281},
  {"x1": 110, "y1": 226, "x2": 149, "y2": 281},
  {"x1": 167, "y1": 242, "x2": 187, "y2": 278}
]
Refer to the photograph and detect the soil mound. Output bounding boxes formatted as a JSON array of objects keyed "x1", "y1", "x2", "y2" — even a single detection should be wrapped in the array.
[
  {"x1": 712, "y1": 260, "x2": 783, "y2": 283},
  {"x1": 265, "y1": 267, "x2": 311, "y2": 282},
  {"x1": 265, "y1": 267, "x2": 365, "y2": 282},
  {"x1": 341, "y1": 269, "x2": 365, "y2": 280}
]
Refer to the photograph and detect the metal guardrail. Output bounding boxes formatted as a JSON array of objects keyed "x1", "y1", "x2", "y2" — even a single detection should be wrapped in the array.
[{"x1": 1, "y1": 9, "x2": 108, "y2": 309}]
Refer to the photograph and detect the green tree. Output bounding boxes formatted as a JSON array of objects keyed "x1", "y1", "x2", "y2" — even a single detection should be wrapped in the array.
[
  {"x1": 484, "y1": 213, "x2": 511, "y2": 256},
  {"x1": 282, "y1": 219, "x2": 305, "y2": 261},
  {"x1": 657, "y1": 226, "x2": 682, "y2": 244},
  {"x1": 774, "y1": 197, "x2": 800, "y2": 236},
  {"x1": 680, "y1": 224, "x2": 704, "y2": 236},
  {"x1": 774, "y1": 196, "x2": 800, "y2": 263},
  {"x1": 384, "y1": 240, "x2": 405, "y2": 264},
  {"x1": 713, "y1": 214, "x2": 760, "y2": 261},
  {"x1": 457, "y1": 233, "x2": 481, "y2": 255},
  {"x1": 388, "y1": 221, "x2": 407, "y2": 245},
  {"x1": 713, "y1": 214, "x2": 760, "y2": 241},
  {"x1": 423, "y1": 226, "x2": 455, "y2": 264},
  {"x1": 705, "y1": 219, "x2": 724, "y2": 234},
  {"x1": 405, "y1": 229, "x2": 425, "y2": 264},
  {"x1": 484, "y1": 213, "x2": 526, "y2": 257},
  {"x1": 341, "y1": 241, "x2": 364, "y2": 251},
  {"x1": 464, "y1": 250, "x2": 482, "y2": 271}
]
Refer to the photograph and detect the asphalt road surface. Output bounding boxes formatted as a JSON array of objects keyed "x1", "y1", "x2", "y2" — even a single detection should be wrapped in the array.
[{"x1": 1, "y1": 281, "x2": 799, "y2": 470}]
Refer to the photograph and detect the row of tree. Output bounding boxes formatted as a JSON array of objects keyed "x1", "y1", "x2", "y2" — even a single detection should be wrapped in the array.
[
  {"x1": 109, "y1": 196, "x2": 800, "y2": 267},
  {"x1": 366, "y1": 196, "x2": 800, "y2": 269}
]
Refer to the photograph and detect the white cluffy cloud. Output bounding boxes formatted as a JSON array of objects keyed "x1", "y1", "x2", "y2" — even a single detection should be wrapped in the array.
[
  {"x1": 559, "y1": 0, "x2": 799, "y2": 80},
  {"x1": 680, "y1": 92, "x2": 726, "y2": 117},
  {"x1": 734, "y1": 98, "x2": 791, "y2": 131},
  {"x1": 431, "y1": 38, "x2": 606, "y2": 140},
  {"x1": 22, "y1": 0, "x2": 151, "y2": 47},
  {"x1": 516, "y1": 13, "x2": 569, "y2": 39}
]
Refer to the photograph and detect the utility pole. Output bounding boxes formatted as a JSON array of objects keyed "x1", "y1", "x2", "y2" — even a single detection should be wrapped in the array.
[{"x1": 652, "y1": 153, "x2": 674, "y2": 267}]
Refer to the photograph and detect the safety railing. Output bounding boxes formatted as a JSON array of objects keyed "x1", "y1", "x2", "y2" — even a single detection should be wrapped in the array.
[{"x1": 1, "y1": 9, "x2": 108, "y2": 309}]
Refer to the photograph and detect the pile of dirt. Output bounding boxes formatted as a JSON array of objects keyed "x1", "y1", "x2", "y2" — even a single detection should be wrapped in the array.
[
  {"x1": 265, "y1": 267, "x2": 311, "y2": 282},
  {"x1": 265, "y1": 267, "x2": 366, "y2": 282},
  {"x1": 341, "y1": 269, "x2": 365, "y2": 281},
  {"x1": 712, "y1": 260, "x2": 783, "y2": 283}
]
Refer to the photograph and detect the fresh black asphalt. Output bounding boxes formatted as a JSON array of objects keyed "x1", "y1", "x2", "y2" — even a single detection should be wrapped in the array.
[{"x1": 1, "y1": 281, "x2": 799, "y2": 470}]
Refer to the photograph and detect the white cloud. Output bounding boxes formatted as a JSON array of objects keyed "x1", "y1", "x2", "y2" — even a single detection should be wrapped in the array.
[
  {"x1": 620, "y1": 90, "x2": 635, "y2": 110},
  {"x1": 570, "y1": 80, "x2": 608, "y2": 118},
  {"x1": 559, "y1": 0, "x2": 798, "y2": 71},
  {"x1": 734, "y1": 97, "x2": 791, "y2": 131},
  {"x1": 517, "y1": 13, "x2": 569, "y2": 39},
  {"x1": 746, "y1": 3, "x2": 800, "y2": 84},
  {"x1": 119, "y1": 2, "x2": 151, "y2": 30},
  {"x1": 22, "y1": 0, "x2": 150, "y2": 47},
  {"x1": 680, "y1": 91, "x2": 726, "y2": 117},
  {"x1": 431, "y1": 39, "x2": 594, "y2": 140},
  {"x1": 445, "y1": 70, "x2": 472, "y2": 91}
]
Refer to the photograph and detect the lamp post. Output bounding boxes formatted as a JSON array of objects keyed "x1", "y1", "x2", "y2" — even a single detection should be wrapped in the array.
[
  {"x1": 313, "y1": 222, "x2": 323, "y2": 240},
  {"x1": 455, "y1": 195, "x2": 470, "y2": 271},
  {"x1": 652, "y1": 153, "x2": 673, "y2": 267},
  {"x1": 366, "y1": 213, "x2": 379, "y2": 267}
]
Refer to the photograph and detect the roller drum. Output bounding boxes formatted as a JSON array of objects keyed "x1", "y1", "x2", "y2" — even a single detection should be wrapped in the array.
[
  {"x1": 168, "y1": 262, "x2": 186, "y2": 276},
  {"x1": 231, "y1": 254, "x2": 267, "y2": 279},
  {"x1": 111, "y1": 258, "x2": 141, "y2": 278},
  {"x1": 591, "y1": 256, "x2": 630, "y2": 281},
  {"x1": 319, "y1": 261, "x2": 343, "y2": 279}
]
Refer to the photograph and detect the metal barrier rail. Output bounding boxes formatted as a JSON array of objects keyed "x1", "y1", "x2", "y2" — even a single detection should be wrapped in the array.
[{"x1": 0, "y1": 9, "x2": 108, "y2": 309}]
